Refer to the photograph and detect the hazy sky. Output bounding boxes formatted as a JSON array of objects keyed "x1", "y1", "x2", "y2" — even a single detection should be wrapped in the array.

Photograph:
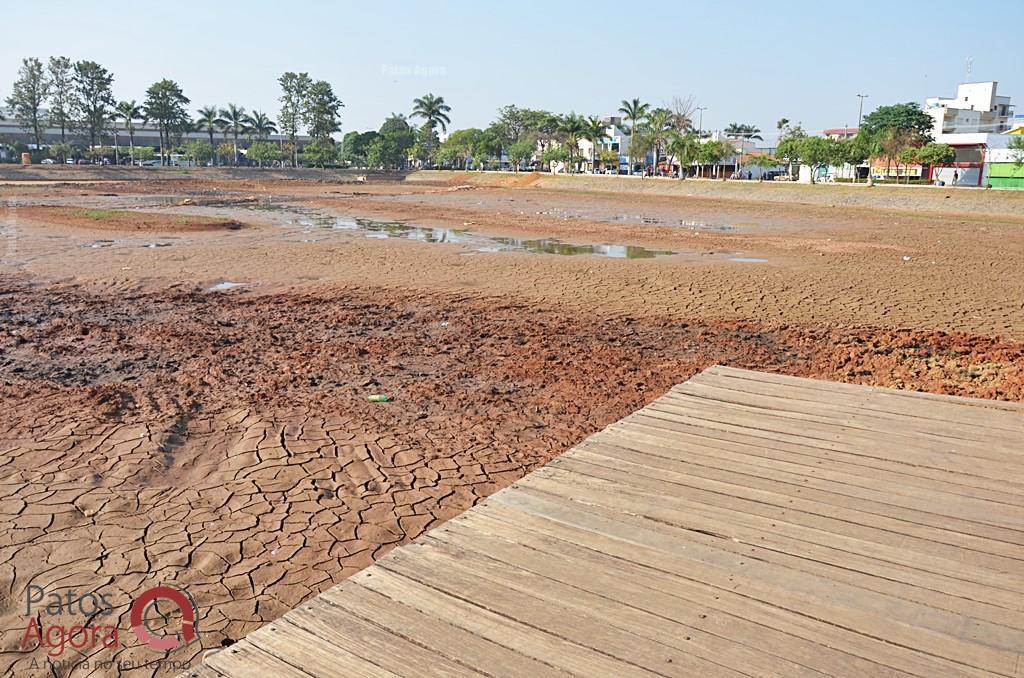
[{"x1": 1, "y1": 0, "x2": 1020, "y2": 140}]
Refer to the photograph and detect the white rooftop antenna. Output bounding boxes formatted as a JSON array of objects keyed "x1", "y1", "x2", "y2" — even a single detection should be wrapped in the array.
[{"x1": 965, "y1": 56, "x2": 973, "y2": 81}]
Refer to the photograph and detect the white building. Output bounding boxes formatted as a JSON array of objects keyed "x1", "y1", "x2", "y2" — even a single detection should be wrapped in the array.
[{"x1": 925, "y1": 81, "x2": 1014, "y2": 137}]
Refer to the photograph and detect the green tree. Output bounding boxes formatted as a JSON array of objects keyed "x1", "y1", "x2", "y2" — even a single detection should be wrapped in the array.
[
  {"x1": 776, "y1": 123, "x2": 807, "y2": 178},
  {"x1": 618, "y1": 97, "x2": 650, "y2": 174},
  {"x1": 244, "y1": 111, "x2": 277, "y2": 141},
  {"x1": 796, "y1": 136, "x2": 833, "y2": 183},
  {"x1": 666, "y1": 130, "x2": 699, "y2": 179},
  {"x1": 541, "y1": 144, "x2": 569, "y2": 168},
  {"x1": 73, "y1": 60, "x2": 115, "y2": 150},
  {"x1": 696, "y1": 140, "x2": 732, "y2": 178},
  {"x1": 47, "y1": 142, "x2": 73, "y2": 164},
  {"x1": 303, "y1": 137, "x2": 337, "y2": 167},
  {"x1": 580, "y1": 116, "x2": 607, "y2": 173},
  {"x1": 645, "y1": 108, "x2": 674, "y2": 174},
  {"x1": 182, "y1": 139, "x2": 214, "y2": 166},
  {"x1": 304, "y1": 80, "x2": 343, "y2": 140},
  {"x1": 5, "y1": 57, "x2": 49, "y2": 149},
  {"x1": 744, "y1": 154, "x2": 779, "y2": 181},
  {"x1": 133, "y1": 146, "x2": 155, "y2": 164},
  {"x1": 1010, "y1": 136, "x2": 1024, "y2": 167},
  {"x1": 411, "y1": 93, "x2": 452, "y2": 133},
  {"x1": 47, "y1": 56, "x2": 75, "y2": 143},
  {"x1": 556, "y1": 113, "x2": 586, "y2": 171},
  {"x1": 411, "y1": 93, "x2": 450, "y2": 163},
  {"x1": 724, "y1": 123, "x2": 763, "y2": 141},
  {"x1": 507, "y1": 139, "x2": 535, "y2": 172},
  {"x1": 144, "y1": 79, "x2": 190, "y2": 166},
  {"x1": 246, "y1": 140, "x2": 282, "y2": 168},
  {"x1": 278, "y1": 71, "x2": 311, "y2": 167},
  {"x1": 195, "y1": 106, "x2": 221, "y2": 163},
  {"x1": 860, "y1": 102, "x2": 933, "y2": 141},
  {"x1": 113, "y1": 100, "x2": 143, "y2": 164},
  {"x1": 916, "y1": 143, "x2": 956, "y2": 178},
  {"x1": 339, "y1": 130, "x2": 380, "y2": 166},
  {"x1": 218, "y1": 103, "x2": 247, "y2": 164}
]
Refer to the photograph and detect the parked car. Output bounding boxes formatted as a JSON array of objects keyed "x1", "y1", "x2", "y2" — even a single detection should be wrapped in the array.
[{"x1": 40, "y1": 158, "x2": 55, "y2": 164}]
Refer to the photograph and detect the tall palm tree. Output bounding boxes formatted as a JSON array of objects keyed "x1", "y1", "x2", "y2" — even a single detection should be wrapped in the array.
[
  {"x1": 218, "y1": 103, "x2": 247, "y2": 165},
  {"x1": 646, "y1": 108, "x2": 674, "y2": 175},
  {"x1": 556, "y1": 113, "x2": 586, "y2": 172},
  {"x1": 618, "y1": 98, "x2": 651, "y2": 174},
  {"x1": 114, "y1": 100, "x2": 143, "y2": 165},
  {"x1": 411, "y1": 93, "x2": 452, "y2": 133},
  {"x1": 243, "y1": 111, "x2": 278, "y2": 141},
  {"x1": 581, "y1": 116, "x2": 607, "y2": 173},
  {"x1": 196, "y1": 106, "x2": 220, "y2": 163}
]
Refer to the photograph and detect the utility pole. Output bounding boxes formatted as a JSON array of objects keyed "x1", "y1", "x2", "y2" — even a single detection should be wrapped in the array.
[{"x1": 857, "y1": 94, "x2": 869, "y2": 129}]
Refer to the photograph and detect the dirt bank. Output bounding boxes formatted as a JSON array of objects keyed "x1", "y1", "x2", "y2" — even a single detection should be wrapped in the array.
[
  {"x1": 18, "y1": 206, "x2": 245, "y2": 233},
  {"x1": 409, "y1": 170, "x2": 1024, "y2": 220}
]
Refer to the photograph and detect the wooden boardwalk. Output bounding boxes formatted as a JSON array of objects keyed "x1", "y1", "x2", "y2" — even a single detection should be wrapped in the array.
[{"x1": 187, "y1": 366, "x2": 1024, "y2": 678}]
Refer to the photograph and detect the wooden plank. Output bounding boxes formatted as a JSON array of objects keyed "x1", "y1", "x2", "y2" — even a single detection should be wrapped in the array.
[
  {"x1": 489, "y1": 488, "x2": 1023, "y2": 676},
  {"x1": 576, "y1": 433, "x2": 1024, "y2": 565},
  {"x1": 205, "y1": 640, "x2": 316, "y2": 677},
  {"x1": 352, "y1": 568, "x2": 659, "y2": 677},
  {"x1": 318, "y1": 585, "x2": 571, "y2": 678},
  {"x1": 286, "y1": 598, "x2": 485, "y2": 677},
  {"x1": 246, "y1": 618, "x2": 403, "y2": 677},
  {"x1": 179, "y1": 665, "x2": 228, "y2": 678},
  {"x1": 476, "y1": 497, "x2": 997, "y2": 678},
  {"x1": 660, "y1": 388, "x2": 1024, "y2": 455},
  {"x1": 702, "y1": 365, "x2": 1024, "y2": 413},
  {"x1": 670, "y1": 378, "x2": 1024, "y2": 443},
  {"x1": 425, "y1": 516, "x2": 903, "y2": 677},
  {"x1": 641, "y1": 398, "x2": 1024, "y2": 472},
  {"x1": 377, "y1": 540, "x2": 747, "y2": 677}
]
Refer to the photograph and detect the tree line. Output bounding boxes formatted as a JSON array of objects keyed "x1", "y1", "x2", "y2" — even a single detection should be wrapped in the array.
[
  {"x1": 3, "y1": 56, "x2": 344, "y2": 166},
  {"x1": 6, "y1": 54, "x2": 967, "y2": 177}
]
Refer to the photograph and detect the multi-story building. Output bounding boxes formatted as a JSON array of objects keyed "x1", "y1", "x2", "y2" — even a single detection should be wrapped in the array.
[{"x1": 925, "y1": 81, "x2": 1014, "y2": 136}]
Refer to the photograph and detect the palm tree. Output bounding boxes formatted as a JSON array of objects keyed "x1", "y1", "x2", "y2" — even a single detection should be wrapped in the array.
[
  {"x1": 666, "y1": 130, "x2": 699, "y2": 179},
  {"x1": 556, "y1": 113, "x2": 586, "y2": 172},
  {"x1": 218, "y1": 103, "x2": 247, "y2": 165},
  {"x1": 618, "y1": 98, "x2": 651, "y2": 174},
  {"x1": 411, "y1": 93, "x2": 452, "y2": 133},
  {"x1": 114, "y1": 100, "x2": 143, "y2": 165},
  {"x1": 581, "y1": 116, "x2": 607, "y2": 173},
  {"x1": 646, "y1": 108, "x2": 674, "y2": 175},
  {"x1": 243, "y1": 111, "x2": 278, "y2": 141},
  {"x1": 196, "y1": 106, "x2": 220, "y2": 164},
  {"x1": 725, "y1": 123, "x2": 763, "y2": 141}
]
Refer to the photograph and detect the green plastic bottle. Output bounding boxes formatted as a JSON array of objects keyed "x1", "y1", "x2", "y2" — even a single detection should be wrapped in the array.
[{"x1": 367, "y1": 394, "x2": 389, "y2": 402}]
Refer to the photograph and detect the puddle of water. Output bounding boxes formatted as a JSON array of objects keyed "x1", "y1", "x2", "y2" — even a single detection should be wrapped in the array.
[
  {"x1": 612, "y1": 215, "x2": 733, "y2": 231},
  {"x1": 324, "y1": 216, "x2": 676, "y2": 259},
  {"x1": 208, "y1": 281, "x2": 248, "y2": 291},
  {"x1": 728, "y1": 257, "x2": 769, "y2": 263},
  {"x1": 81, "y1": 240, "x2": 116, "y2": 249}
]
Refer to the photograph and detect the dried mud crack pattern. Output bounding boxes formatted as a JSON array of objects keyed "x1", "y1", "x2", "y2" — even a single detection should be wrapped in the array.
[{"x1": 1, "y1": 278, "x2": 1023, "y2": 676}]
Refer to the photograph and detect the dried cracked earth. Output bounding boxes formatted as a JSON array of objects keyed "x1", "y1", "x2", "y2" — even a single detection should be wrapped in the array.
[{"x1": 1, "y1": 171, "x2": 1023, "y2": 676}]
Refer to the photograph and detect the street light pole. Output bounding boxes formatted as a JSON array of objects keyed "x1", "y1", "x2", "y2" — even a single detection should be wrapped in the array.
[
  {"x1": 857, "y1": 94, "x2": 869, "y2": 129},
  {"x1": 696, "y1": 107, "x2": 707, "y2": 138}
]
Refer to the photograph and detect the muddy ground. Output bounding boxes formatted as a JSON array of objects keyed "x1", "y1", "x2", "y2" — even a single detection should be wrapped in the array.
[{"x1": 1, "y1": 171, "x2": 1023, "y2": 676}]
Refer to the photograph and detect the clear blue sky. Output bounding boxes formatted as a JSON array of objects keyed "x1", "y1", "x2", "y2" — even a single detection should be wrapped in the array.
[{"x1": 2, "y1": 0, "x2": 1020, "y2": 140}]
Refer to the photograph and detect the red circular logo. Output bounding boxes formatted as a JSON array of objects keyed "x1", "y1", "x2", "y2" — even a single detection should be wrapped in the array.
[{"x1": 129, "y1": 585, "x2": 198, "y2": 651}]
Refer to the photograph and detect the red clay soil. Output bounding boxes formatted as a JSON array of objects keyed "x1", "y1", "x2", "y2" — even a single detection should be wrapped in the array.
[
  {"x1": 17, "y1": 206, "x2": 245, "y2": 232},
  {"x1": 2, "y1": 280, "x2": 1024, "y2": 674}
]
